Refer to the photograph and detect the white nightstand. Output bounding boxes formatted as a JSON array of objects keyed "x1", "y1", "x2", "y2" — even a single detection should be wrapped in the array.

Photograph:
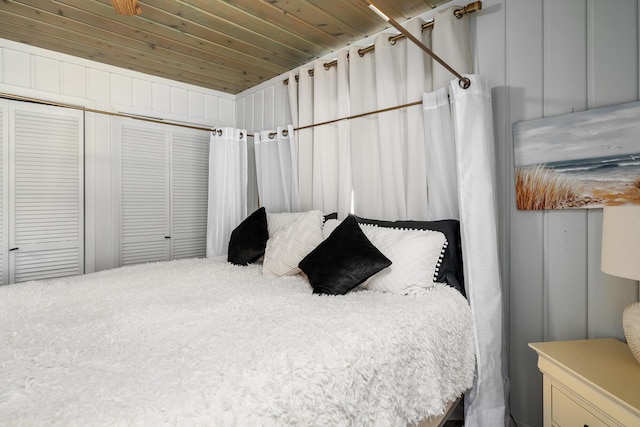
[{"x1": 529, "y1": 338, "x2": 640, "y2": 427}]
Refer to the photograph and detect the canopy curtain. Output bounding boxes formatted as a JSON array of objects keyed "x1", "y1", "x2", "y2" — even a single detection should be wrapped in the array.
[
  {"x1": 287, "y1": 50, "x2": 352, "y2": 218},
  {"x1": 254, "y1": 125, "x2": 299, "y2": 213},
  {"x1": 446, "y1": 75, "x2": 506, "y2": 427},
  {"x1": 422, "y1": 10, "x2": 506, "y2": 426},
  {"x1": 206, "y1": 127, "x2": 247, "y2": 257},
  {"x1": 285, "y1": 6, "x2": 506, "y2": 425},
  {"x1": 349, "y1": 18, "x2": 435, "y2": 220}
]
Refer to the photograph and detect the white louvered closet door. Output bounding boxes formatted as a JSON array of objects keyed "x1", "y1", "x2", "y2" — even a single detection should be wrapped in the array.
[
  {"x1": 119, "y1": 121, "x2": 171, "y2": 266},
  {"x1": 9, "y1": 103, "x2": 84, "y2": 283},
  {"x1": 171, "y1": 129, "x2": 209, "y2": 259},
  {"x1": 0, "y1": 101, "x2": 8, "y2": 286}
]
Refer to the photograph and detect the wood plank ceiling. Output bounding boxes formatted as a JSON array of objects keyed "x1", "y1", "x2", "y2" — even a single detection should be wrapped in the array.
[{"x1": 0, "y1": 0, "x2": 451, "y2": 94}]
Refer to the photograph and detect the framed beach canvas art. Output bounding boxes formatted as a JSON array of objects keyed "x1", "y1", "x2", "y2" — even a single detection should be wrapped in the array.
[{"x1": 513, "y1": 101, "x2": 640, "y2": 210}]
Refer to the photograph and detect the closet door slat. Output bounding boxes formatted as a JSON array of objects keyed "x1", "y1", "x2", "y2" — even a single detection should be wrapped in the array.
[
  {"x1": 120, "y1": 123, "x2": 170, "y2": 265},
  {"x1": 171, "y1": 130, "x2": 209, "y2": 259},
  {"x1": 10, "y1": 105, "x2": 84, "y2": 283}
]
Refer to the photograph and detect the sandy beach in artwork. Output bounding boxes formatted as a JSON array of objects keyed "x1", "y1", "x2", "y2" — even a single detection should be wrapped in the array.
[
  {"x1": 582, "y1": 178, "x2": 640, "y2": 207},
  {"x1": 515, "y1": 165, "x2": 640, "y2": 210}
]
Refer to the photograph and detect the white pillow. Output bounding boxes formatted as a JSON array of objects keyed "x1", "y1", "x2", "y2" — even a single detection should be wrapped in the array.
[
  {"x1": 322, "y1": 219, "x2": 341, "y2": 239},
  {"x1": 267, "y1": 211, "x2": 307, "y2": 237},
  {"x1": 263, "y1": 210, "x2": 324, "y2": 277},
  {"x1": 359, "y1": 224, "x2": 446, "y2": 295}
]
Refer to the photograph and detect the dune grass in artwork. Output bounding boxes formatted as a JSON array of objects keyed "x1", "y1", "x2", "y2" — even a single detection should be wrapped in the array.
[{"x1": 515, "y1": 165, "x2": 584, "y2": 210}]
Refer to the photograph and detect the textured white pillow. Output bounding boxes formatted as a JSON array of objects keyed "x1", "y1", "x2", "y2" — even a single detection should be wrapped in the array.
[
  {"x1": 266, "y1": 212, "x2": 307, "y2": 237},
  {"x1": 359, "y1": 224, "x2": 447, "y2": 295},
  {"x1": 322, "y1": 219, "x2": 341, "y2": 239},
  {"x1": 263, "y1": 210, "x2": 324, "y2": 277}
]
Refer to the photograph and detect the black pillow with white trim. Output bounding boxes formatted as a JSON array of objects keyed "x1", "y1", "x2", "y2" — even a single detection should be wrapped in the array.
[{"x1": 353, "y1": 215, "x2": 465, "y2": 296}]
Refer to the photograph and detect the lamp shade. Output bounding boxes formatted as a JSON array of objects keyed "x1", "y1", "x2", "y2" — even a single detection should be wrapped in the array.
[{"x1": 601, "y1": 206, "x2": 640, "y2": 281}]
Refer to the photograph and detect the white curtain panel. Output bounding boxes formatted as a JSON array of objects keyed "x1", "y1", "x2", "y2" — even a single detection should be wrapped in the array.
[
  {"x1": 286, "y1": 7, "x2": 506, "y2": 423},
  {"x1": 423, "y1": 81, "x2": 505, "y2": 427},
  {"x1": 420, "y1": 13, "x2": 505, "y2": 416},
  {"x1": 348, "y1": 42, "x2": 381, "y2": 217},
  {"x1": 350, "y1": 19, "x2": 438, "y2": 221},
  {"x1": 288, "y1": 55, "x2": 352, "y2": 218},
  {"x1": 206, "y1": 128, "x2": 248, "y2": 257},
  {"x1": 350, "y1": 33, "x2": 407, "y2": 220},
  {"x1": 294, "y1": 68, "x2": 314, "y2": 212},
  {"x1": 423, "y1": 88, "x2": 459, "y2": 220},
  {"x1": 254, "y1": 125, "x2": 299, "y2": 213},
  {"x1": 432, "y1": 7, "x2": 474, "y2": 92},
  {"x1": 312, "y1": 50, "x2": 352, "y2": 217},
  {"x1": 424, "y1": 10, "x2": 505, "y2": 425},
  {"x1": 405, "y1": 19, "x2": 432, "y2": 219},
  {"x1": 450, "y1": 76, "x2": 505, "y2": 427}
]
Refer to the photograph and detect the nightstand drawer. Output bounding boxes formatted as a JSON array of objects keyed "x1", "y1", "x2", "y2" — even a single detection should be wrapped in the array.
[{"x1": 552, "y1": 386, "x2": 609, "y2": 427}]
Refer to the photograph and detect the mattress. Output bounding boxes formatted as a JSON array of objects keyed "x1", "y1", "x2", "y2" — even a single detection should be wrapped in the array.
[{"x1": 0, "y1": 257, "x2": 475, "y2": 426}]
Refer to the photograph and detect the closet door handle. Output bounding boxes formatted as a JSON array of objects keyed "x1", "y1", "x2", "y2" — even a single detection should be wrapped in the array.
[
  {"x1": 9, "y1": 247, "x2": 19, "y2": 251},
  {"x1": 165, "y1": 236, "x2": 171, "y2": 239}
]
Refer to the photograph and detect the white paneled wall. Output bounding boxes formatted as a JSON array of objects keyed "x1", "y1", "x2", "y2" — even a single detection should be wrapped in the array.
[
  {"x1": 506, "y1": 1, "x2": 640, "y2": 426},
  {"x1": 0, "y1": 38, "x2": 234, "y2": 273},
  {"x1": 235, "y1": 1, "x2": 640, "y2": 426}
]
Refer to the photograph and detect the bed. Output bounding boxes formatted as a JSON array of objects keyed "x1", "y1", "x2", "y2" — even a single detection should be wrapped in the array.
[{"x1": 0, "y1": 212, "x2": 475, "y2": 426}]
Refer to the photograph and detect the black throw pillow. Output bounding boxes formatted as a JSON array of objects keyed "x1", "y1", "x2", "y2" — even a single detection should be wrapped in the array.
[
  {"x1": 299, "y1": 215, "x2": 392, "y2": 295},
  {"x1": 353, "y1": 215, "x2": 465, "y2": 296},
  {"x1": 227, "y1": 207, "x2": 269, "y2": 265}
]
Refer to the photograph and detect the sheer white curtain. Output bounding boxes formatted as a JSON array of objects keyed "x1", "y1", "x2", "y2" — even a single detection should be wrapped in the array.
[
  {"x1": 421, "y1": 8, "x2": 505, "y2": 426},
  {"x1": 254, "y1": 125, "x2": 299, "y2": 213},
  {"x1": 285, "y1": 6, "x2": 506, "y2": 424},
  {"x1": 206, "y1": 128, "x2": 247, "y2": 257},
  {"x1": 350, "y1": 19, "x2": 434, "y2": 220},
  {"x1": 287, "y1": 51, "x2": 352, "y2": 218},
  {"x1": 423, "y1": 88, "x2": 459, "y2": 219}
]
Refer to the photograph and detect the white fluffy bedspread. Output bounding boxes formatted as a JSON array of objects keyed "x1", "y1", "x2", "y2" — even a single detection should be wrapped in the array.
[{"x1": 0, "y1": 257, "x2": 475, "y2": 426}]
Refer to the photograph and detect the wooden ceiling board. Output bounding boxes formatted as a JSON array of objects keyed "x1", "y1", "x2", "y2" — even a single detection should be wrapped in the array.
[
  {"x1": 139, "y1": 0, "x2": 312, "y2": 63},
  {"x1": 0, "y1": 16, "x2": 244, "y2": 92},
  {"x1": 217, "y1": 0, "x2": 354, "y2": 50},
  {"x1": 57, "y1": 0, "x2": 287, "y2": 74},
  {"x1": 122, "y1": 3, "x2": 301, "y2": 70},
  {"x1": 1, "y1": 2, "x2": 256, "y2": 83},
  {"x1": 0, "y1": 0, "x2": 452, "y2": 94},
  {"x1": 258, "y1": 0, "x2": 373, "y2": 44}
]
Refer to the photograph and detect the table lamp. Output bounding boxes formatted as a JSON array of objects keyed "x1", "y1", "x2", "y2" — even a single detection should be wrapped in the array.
[{"x1": 601, "y1": 205, "x2": 640, "y2": 364}]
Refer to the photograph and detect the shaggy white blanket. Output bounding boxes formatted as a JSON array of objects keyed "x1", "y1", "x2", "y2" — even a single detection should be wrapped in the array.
[{"x1": 0, "y1": 257, "x2": 475, "y2": 426}]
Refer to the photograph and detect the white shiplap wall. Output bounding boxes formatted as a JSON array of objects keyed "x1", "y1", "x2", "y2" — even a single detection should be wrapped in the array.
[
  {"x1": 0, "y1": 38, "x2": 235, "y2": 274},
  {"x1": 507, "y1": 1, "x2": 639, "y2": 426},
  {"x1": 235, "y1": 1, "x2": 640, "y2": 426}
]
